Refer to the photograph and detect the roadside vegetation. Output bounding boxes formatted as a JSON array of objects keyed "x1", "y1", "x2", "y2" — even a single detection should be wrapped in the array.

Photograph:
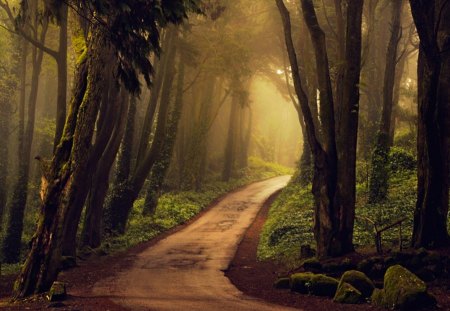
[{"x1": 258, "y1": 146, "x2": 448, "y2": 269}]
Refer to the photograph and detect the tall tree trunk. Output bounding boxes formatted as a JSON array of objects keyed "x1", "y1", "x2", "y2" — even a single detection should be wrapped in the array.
[
  {"x1": 410, "y1": 0, "x2": 450, "y2": 248},
  {"x1": 143, "y1": 60, "x2": 185, "y2": 215},
  {"x1": 334, "y1": 0, "x2": 364, "y2": 254},
  {"x1": 369, "y1": 0, "x2": 403, "y2": 203},
  {"x1": 53, "y1": 3, "x2": 68, "y2": 150},
  {"x1": 278, "y1": 0, "x2": 363, "y2": 258},
  {"x1": 2, "y1": 20, "x2": 48, "y2": 263},
  {"x1": 104, "y1": 31, "x2": 178, "y2": 234},
  {"x1": 13, "y1": 26, "x2": 110, "y2": 297},
  {"x1": 222, "y1": 90, "x2": 240, "y2": 182},
  {"x1": 82, "y1": 91, "x2": 130, "y2": 248}
]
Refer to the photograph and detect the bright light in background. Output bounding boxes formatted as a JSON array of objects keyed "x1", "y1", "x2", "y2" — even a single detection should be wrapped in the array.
[{"x1": 276, "y1": 69, "x2": 284, "y2": 75}]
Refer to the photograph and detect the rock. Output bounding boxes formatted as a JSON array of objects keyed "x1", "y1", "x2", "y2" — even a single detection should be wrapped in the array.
[
  {"x1": 339, "y1": 270, "x2": 375, "y2": 298},
  {"x1": 48, "y1": 282, "x2": 67, "y2": 302},
  {"x1": 274, "y1": 277, "x2": 290, "y2": 289},
  {"x1": 333, "y1": 282, "x2": 363, "y2": 304},
  {"x1": 59, "y1": 256, "x2": 77, "y2": 271},
  {"x1": 308, "y1": 274, "x2": 339, "y2": 297},
  {"x1": 302, "y1": 258, "x2": 322, "y2": 272},
  {"x1": 383, "y1": 265, "x2": 436, "y2": 310},
  {"x1": 370, "y1": 288, "x2": 384, "y2": 307},
  {"x1": 290, "y1": 272, "x2": 314, "y2": 293},
  {"x1": 290, "y1": 273, "x2": 339, "y2": 297}
]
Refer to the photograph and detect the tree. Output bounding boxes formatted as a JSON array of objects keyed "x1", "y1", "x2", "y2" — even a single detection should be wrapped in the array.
[
  {"x1": 276, "y1": 0, "x2": 364, "y2": 258},
  {"x1": 369, "y1": 0, "x2": 404, "y2": 203},
  {"x1": 14, "y1": 0, "x2": 201, "y2": 297},
  {"x1": 409, "y1": 0, "x2": 450, "y2": 248}
]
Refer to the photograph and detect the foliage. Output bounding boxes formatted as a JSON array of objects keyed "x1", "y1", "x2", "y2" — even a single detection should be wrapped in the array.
[
  {"x1": 389, "y1": 147, "x2": 416, "y2": 173},
  {"x1": 258, "y1": 168, "x2": 449, "y2": 268}
]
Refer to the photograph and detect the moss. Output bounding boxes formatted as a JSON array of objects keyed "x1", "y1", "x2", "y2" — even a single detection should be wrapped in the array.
[
  {"x1": 339, "y1": 270, "x2": 375, "y2": 298},
  {"x1": 370, "y1": 288, "x2": 384, "y2": 307},
  {"x1": 383, "y1": 265, "x2": 436, "y2": 310},
  {"x1": 290, "y1": 272, "x2": 314, "y2": 293},
  {"x1": 290, "y1": 273, "x2": 338, "y2": 297},
  {"x1": 308, "y1": 274, "x2": 339, "y2": 297},
  {"x1": 274, "y1": 277, "x2": 290, "y2": 289},
  {"x1": 333, "y1": 282, "x2": 363, "y2": 304}
]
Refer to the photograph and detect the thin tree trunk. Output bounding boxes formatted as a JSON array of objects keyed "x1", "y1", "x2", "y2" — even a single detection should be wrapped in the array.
[
  {"x1": 2, "y1": 20, "x2": 48, "y2": 263},
  {"x1": 53, "y1": 3, "x2": 68, "y2": 150},
  {"x1": 222, "y1": 91, "x2": 240, "y2": 182},
  {"x1": 143, "y1": 60, "x2": 185, "y2": 215},
  {"x1": 369, "y1": 0, "x2": 403, "y2": 203}
]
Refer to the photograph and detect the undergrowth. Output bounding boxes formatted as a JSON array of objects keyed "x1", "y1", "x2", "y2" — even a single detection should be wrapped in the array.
[{"x1": 258, "y1": 157, "x2": 450, "y2": 269}]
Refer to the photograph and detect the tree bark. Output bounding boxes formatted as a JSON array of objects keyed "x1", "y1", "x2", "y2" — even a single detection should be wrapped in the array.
[
  {"x1": 410, "y1": 0, "x2": 450, "y2": 248},
  {"x1": 13, "y1": 26, "x2": 109, "y2": 297},
  {"x1": 369, "y1": 0, "x2": 403, "y2": 203}
]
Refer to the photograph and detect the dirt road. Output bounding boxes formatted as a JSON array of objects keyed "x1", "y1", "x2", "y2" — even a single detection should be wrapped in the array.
[{"x1": 94, "y1": 176, "x2": 297, "y2": 311}]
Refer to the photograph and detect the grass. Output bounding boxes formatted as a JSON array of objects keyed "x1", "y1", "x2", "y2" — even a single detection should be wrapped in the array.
[{"x1": 258, "y1": 166, "x2": 450, "y2": 269}]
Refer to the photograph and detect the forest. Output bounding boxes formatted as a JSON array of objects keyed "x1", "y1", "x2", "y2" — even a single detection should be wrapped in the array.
[{"x1": 0, "y1": 0, "x2": 448, "y2": 310}]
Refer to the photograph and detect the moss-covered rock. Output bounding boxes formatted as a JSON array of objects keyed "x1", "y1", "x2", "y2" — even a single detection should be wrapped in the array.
[
  {"x1": 290, "y1": 272, "x2": 314, "y2": 293},
  {"x1": 370, "y1": 288, "x2": 384, "y2": 307},
  {"x1": 308, "y1": 274, "x2": 339, "y2": 297},
  {"x1": 274, "y1": 277, "x2": 290, "y2": 289},
  {"x1": 339, "y1": 270, "x2": 375, "y2": 298},
  {"x1": 333, "y1": 282, "x2": 363, "y2": 304},
  {"x1": 290, "y1": 273, "x2": 338, "y2": 297},
  {"x1": 48, "y1": 281, "x2": 67, "y2": 302},
  {"x1": 383, "y1": 265, "x2": 436, "y2": 310}
]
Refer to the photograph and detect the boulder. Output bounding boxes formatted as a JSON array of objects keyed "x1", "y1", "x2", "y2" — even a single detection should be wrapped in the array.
[
  {"x1": 383, "y1": 265, "x2": 436, "y2": 310},
  {"x1": 290, "y1": 273, "x2": 339, "y2": 297},
  {"x1": 290, "y1": 272, "x2": 314, "y2": 293},
  {"x1": 48, "y1": 282, "x2": 67, "y2": 302},
  {"x1": 370, "y1": 288, "x2": 384, "y2": 307},
  {"x1": 339, "y1": 270, "x2": 375, "y2": 298},
  {"x1": 308, "y1": 274, "x2": 339, "y2": 297},
  {"x1": 333, "y1": 282, "x2": 363, "y2": 304}
]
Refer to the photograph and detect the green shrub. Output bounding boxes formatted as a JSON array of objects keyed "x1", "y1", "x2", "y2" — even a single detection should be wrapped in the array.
[{"x1": 389, "y1": 147, "x2": 416, "y2": 173}]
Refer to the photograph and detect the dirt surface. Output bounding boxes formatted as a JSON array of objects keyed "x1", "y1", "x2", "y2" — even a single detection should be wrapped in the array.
[{"x1": 92, "y1": 175, "x2": 294, "y2": 311}]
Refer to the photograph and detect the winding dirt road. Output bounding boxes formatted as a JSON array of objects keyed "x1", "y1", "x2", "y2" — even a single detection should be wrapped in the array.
[{"x1": 94, "y1": 176, "x2": 297, "y2": 311}]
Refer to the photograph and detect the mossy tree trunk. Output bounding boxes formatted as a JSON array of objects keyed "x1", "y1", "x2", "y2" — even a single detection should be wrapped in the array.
[
  {"x1": 143, "y1": 60, "x2": 185, "y2": 216},
  {"x1": 104, "y1": 29, "x2": 178, "y2": 234},
  {"x1": 82, "y1": 90, "x2": 130, "y2": 248},
  {"x1": 369, "y1": 0, "x2": 404, "y2": 203},
  {"x1": 13, "y1": 26, "x2": 110, "y2": 297},
  {"x1": 277, "y1": 0, "x2": 363, "y2": 258},
  {"x1": 410, "y1": 0, "x2": 450, "y2": 248}
]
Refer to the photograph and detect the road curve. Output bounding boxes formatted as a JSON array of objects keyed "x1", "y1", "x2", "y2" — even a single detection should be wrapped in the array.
[{"x1": 94, "y1": 176, "x2": 297, "y2": 311}]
